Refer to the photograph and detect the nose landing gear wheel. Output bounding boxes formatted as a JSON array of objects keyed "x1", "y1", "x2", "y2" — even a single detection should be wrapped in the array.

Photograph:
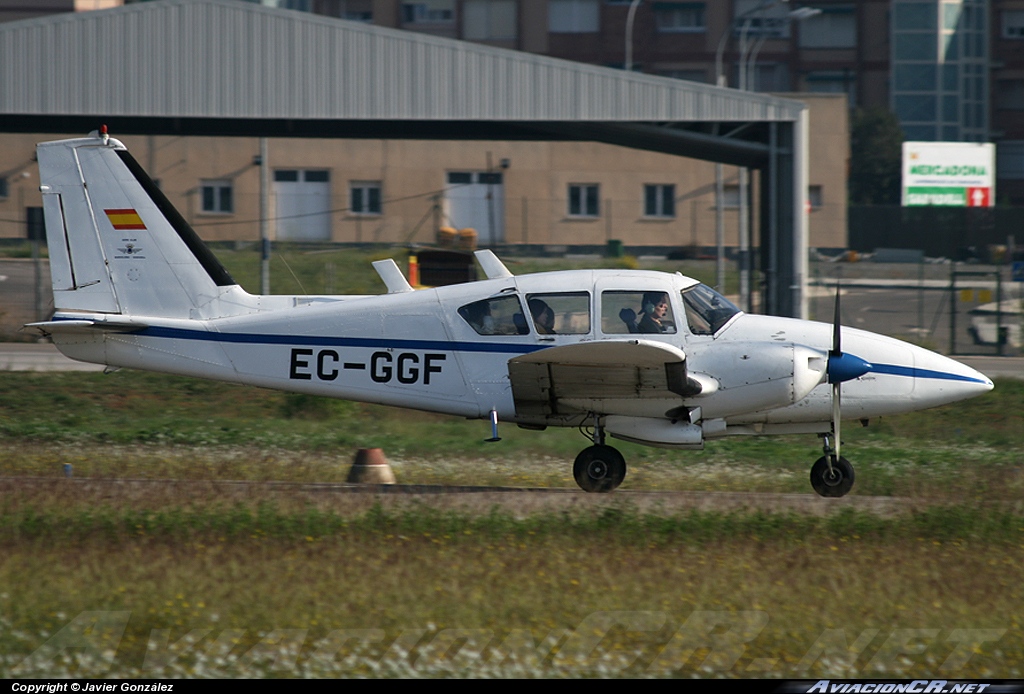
[
  {"x1": 573, "y1": 445, "x2": 626, "y2": 493},
  {"x1": 810, "y1": 455, "x2": 855, "y2": 498}
]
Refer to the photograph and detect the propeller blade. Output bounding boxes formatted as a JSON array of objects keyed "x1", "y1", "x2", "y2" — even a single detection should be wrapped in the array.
[
  {"x1": 830, "y1": 282, "x2": 844, "y2": 463},
  {"x1": 825, "y1": 281, "x2": 871, "y2": 385},
  {"x1": 831, "y1": 283, "x2": 842, "y2": 356},
  {"x1": 832, "y1": 381, "x2": 841, "y2": 462}
]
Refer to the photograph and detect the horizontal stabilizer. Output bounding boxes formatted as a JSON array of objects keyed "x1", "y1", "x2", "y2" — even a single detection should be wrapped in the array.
[{"x1": 24, "y1": 317, "x2": 149, "y2": 336}]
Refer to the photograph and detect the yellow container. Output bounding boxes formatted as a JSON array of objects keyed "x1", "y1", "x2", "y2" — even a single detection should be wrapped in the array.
[{"x1": 458, "y1": 228, "x2": 478, "y2": 251}]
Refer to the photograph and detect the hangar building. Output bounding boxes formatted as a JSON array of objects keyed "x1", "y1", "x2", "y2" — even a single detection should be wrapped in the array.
[{"x1": 0, "y1": 0, "x2": 849, "y2": 317}]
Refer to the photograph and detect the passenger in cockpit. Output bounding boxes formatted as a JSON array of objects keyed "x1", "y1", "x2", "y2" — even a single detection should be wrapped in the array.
[{"x1": 529, "y1": 298, "x2": 556, "y2": 334}]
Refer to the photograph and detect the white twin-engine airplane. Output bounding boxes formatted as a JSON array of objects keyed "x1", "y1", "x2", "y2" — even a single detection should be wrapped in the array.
[{"x1": 28, "y1": 130, "x2": 994, "y2": 497}]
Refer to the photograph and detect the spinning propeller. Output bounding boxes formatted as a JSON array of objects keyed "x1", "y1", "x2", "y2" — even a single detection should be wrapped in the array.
[{"x1": 825, "y1": 285, "x2": 872, "y2": 464}]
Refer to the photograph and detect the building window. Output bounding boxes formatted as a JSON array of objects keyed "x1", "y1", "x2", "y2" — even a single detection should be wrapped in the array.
[
  {"x1": 721, "y1": 184, "x2": 740, "y2": 209},
  {"x1": 0, "y1": 178, "x2": 8, "y2": 200},
  {"x1": 1002, "y1": 10, "x2": 1024, "y2": 38},
  {"x1": 996, "y1": 80, "x2": 1024, "y2": 111},
  {"x1": 996, "y1": 142, "x2": 1024, "y2": 181},
  {"x1": 402, "y1": 0, "x2": 454, "y2": 24},
  {"x1": 463, "y1": 0, "x2": 518, "y2": 40},
  {"x1": 350, "y1": 181, "x2": 382, "y2": 215},
  {"x1": 743, "y1": 62, "x2": 789, "y2": 92},
  {"x1": 808, "y1": 185, "x2": 823, "y2": 210},
  {"x1": 733, "y1": 0, "x2": 792, "y2": 38},
  {"x1": 201, "y1": 180, "x2": 233, "y2": 214},
  {"x1": 333, "y1": 0, "x2": 374, "y2": 21},
  {"x1": 549, "y1": 0, "x2": 599, "y2": 32},
  {"x1": 654, "y1": 2, "x2": 705, "y2": 33},
  {"x1": 568, "y1": 184, "x2": 600, "y2": 217},
  {"x1": 644, "y1": 184, "x2": 675, "y2": 217},
  {"x1": 798, "y1": 5, "x2": 856, "y2": 48},
  {"x1": 893, "y1": 2, "x2": 937, "y2": 31}
]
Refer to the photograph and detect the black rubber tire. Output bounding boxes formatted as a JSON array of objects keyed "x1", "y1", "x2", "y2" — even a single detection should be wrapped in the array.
[
  {"x1": 573, "y1": 445, "x2": 627, "y2": 493},
  {"x1": 810, "y1": 455, "x2": 855, "y2": 498}
]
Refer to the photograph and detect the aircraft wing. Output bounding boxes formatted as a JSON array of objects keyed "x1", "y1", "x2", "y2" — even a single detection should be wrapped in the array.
[{"x1": 508, "y1": 339, "x2": 713, "y2": 418}]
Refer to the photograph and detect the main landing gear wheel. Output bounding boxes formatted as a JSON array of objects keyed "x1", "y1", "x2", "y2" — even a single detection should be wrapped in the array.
[
  {"x1": 573, "y1": 445, "x2": 626, "y2": 493},
  {"x1": 810, "y1": 455, "x2": 855, "y2": 498}
]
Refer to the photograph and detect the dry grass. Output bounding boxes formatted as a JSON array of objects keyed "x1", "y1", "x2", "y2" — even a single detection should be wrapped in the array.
[{"x1": 1, "y1": 522, "x2": 1022, "y2": 678}]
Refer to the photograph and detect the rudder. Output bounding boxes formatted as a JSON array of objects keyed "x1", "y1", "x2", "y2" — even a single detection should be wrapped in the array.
[{"x1": 37, "y1": 130, "x2": 240, "y2": 319}]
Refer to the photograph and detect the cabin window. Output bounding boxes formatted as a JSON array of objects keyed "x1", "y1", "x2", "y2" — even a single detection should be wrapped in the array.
[
  {"x1": 601, "y1": 290, "x2": 677, "y2": 335},
  {"x1": 681, "y1": 284, "x2": 740, "y2": 335},
  {"x1": 459, "y1": 295, "x2": 529, "y2": 335},
  {"x1": 526, "y1": 292, "x2": 591, "y2": 335}
]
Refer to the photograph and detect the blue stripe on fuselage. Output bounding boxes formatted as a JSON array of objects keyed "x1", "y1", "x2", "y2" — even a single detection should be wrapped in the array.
[
  {"x1": 868, "y1": 362, "x2": 990, "y2": 385},
  {"x1": 137, "y1": 325, "x2": 547, "y2": 355}
]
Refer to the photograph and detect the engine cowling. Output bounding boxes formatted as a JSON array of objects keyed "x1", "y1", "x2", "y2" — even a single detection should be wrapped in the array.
[{"x1": 684, "y1": 342, "x2": 828, "y2": 420}]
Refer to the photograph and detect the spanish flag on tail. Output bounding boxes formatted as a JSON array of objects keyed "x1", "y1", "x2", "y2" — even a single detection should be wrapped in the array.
[{"x1": 104, "y1": 208, "x2": 146, "y2": 230}]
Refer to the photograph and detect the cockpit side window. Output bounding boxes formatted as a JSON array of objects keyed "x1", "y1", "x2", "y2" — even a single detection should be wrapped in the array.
[
  {"x1": 681, "y1": 284, "x2": 740, "y2": 335},
  {"x1": 526, "y1": 292, "x2": 590, "y2": 335},
  {"x1": 601, "y1": 290, "x2": 677, "y2": 335},
  {"x1": 458, "y1": 295, "x2": 529, "y2": 335}
]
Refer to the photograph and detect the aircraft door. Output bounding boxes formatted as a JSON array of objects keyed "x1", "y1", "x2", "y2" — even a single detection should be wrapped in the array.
[{"x1": 441, "y1": 291, "x2": 534, "y2": 418}]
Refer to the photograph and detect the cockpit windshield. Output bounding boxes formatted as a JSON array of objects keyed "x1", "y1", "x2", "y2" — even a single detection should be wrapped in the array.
[{"x1": 681, "y1": 284, "x2": 741, "y2": 335}]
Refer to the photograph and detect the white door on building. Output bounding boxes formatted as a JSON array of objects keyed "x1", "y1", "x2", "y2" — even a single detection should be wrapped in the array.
[
  {"x1": 444, "y1": 171, "x2": 504, "y2": 245},
  {"x1": 274, "y1": 169, "x2": 331, "y2": 241}
]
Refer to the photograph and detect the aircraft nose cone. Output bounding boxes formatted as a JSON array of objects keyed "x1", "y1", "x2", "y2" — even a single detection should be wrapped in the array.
[{"x1": 904, "y1": 348, "x2": 994, "y2": 407}]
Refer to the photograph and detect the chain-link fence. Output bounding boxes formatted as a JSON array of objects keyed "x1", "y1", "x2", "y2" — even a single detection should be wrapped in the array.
[{"x1": 810, "y1": 259, "x2": 1022, "y2": 357}]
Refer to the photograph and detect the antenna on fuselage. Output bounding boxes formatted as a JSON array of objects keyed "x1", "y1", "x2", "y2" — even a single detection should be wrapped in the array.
[
  {"x1": 372, "y1": 259, "x2": 414, "y2": 293},
  {"x1": 474, "y1": 250, "x2": 514, "y2": 279}
]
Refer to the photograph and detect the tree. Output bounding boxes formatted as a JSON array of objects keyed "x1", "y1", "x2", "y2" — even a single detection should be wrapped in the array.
[{"x1": 849, "y1": 108, "x2": 904, "y2": 206}]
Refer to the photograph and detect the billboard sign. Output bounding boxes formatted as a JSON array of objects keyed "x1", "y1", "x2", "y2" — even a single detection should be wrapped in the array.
[{"x1": 902, "y1": 142, "x2": 995, "y2": 207}]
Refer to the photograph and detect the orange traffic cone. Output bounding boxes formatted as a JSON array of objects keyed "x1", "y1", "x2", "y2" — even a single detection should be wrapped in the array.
[{"x1": 347, "y1": 448, "x2": 396, "y2": 484}]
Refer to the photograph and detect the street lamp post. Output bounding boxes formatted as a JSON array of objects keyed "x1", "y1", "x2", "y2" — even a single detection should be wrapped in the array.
[
  {"x1": 625, "y1": 0, "x2": 643, "y2": 72},
  {"x1": 714, "y1": 1, "x2": 819, "y2": 312}
]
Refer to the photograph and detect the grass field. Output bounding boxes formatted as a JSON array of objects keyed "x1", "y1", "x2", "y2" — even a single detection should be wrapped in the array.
[{"x1": 1, "y1": 371, "x2": 1023, "y2": 677}]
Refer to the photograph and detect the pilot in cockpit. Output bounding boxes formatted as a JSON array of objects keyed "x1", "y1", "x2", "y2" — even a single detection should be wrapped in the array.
[{"x1": 637, "y1": 292, "x2": 670, "y2": 333}]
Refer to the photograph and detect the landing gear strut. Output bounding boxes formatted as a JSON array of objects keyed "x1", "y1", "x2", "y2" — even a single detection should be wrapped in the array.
[
  {"x1": 573, "y1": 415, "x2": 626, "y2": 493},
  {"x1": 810, "y1": 434, "x2": 855, "y2": 498}
]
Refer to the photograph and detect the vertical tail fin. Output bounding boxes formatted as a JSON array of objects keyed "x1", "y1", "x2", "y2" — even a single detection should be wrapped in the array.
[{"x1": 36, "y1": 131, "x2": 243, "y2": 319}]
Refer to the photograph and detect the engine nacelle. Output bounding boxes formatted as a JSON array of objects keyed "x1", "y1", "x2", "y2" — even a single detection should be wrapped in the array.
[{"x1": 684, "y1": 342, "x2": 828, "y2": 419}]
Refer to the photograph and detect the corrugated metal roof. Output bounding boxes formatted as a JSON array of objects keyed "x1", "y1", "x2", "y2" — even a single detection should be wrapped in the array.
[{"x1": 0, "y1": 0, "x2": 804, "y2": 123}]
